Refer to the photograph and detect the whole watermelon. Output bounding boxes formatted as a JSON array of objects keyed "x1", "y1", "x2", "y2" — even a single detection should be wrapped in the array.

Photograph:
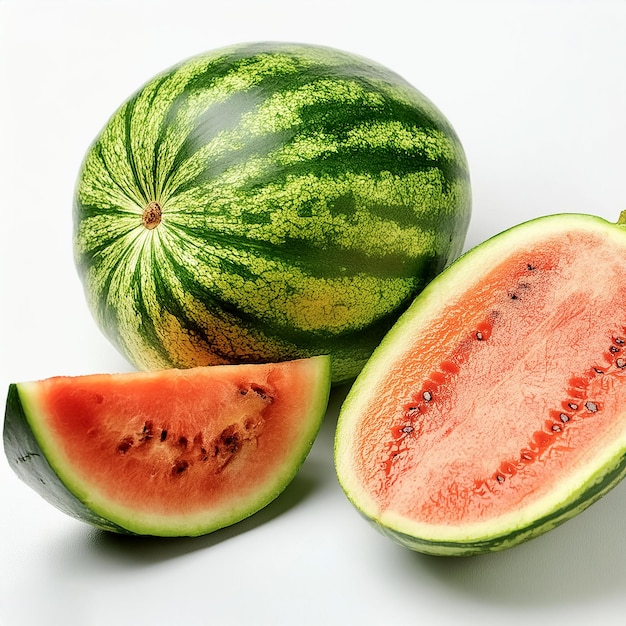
[{"x1": 73, "y1": 42, "x2": 471, "y2": 384}]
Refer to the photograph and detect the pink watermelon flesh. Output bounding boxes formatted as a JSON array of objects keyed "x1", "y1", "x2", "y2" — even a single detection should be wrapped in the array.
[
  {"x1": 336, "y1": 214, "x2": 626, "y2": 553},
  {"x1": 5, "y1": 356, "x2": 331, "y2": 536}
]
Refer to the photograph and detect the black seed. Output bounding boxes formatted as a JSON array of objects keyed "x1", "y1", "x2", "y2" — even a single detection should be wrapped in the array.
[
  {"x1": 509, "y1": 292, "x2": 518, "y2": 300},
  {"x1": 527, "y1": 264, "x2": 536, "y2": 271},
  {"x1": 615, "y1": 337, "x2": 625, "y2": 344},
  {"x1": 139, "y1": 421, "x2": 154, "y2": 442},
  {"x1": 423, "y1": 391, "x2": 433, "y2": 402},
  {"x1": 251, "y1": 385, "x2": 268, "y2": 400},
  {"x1": 402, "y1": 425, "x2": 414, "y2": 434},
  {"x1": 160, "y1": 429, "x2": 168, "y2": 441},
  {"x1": 560, "y1": 413, "x2": 570, "y2": 423},
  {"x1": 568, "y1": 403, "x2": 578, "y2": 410},
  {"x1": 117, "y1": 437, "x2": 134, "y2": 454},
  {"x1": 617, "y1": 358, "x2": 626, "y2": 369},
  {"x1": 178, "y1": 436, "x2": 188, "y2": 448},
  {"x1": 610, "y1": 346, "x2": 620, "y2": 353},
  {"x1": 476, "y1": 332, "x2": 483, "y2": 340},
  {"x1": 552, "y1": 423, "x2": 562, "y2": 432},
  {"x1": 496, "y1": 474, "x2": 505, "y2": 483},
  {"x1": 585, "y1": 401, "x2": 598, "y2": 412},
  {"x1": 594, "y1": 367, "x2": 604, "y2": 374},
  {"x1": 172, "y1": 460, "x2": 189, "y2": 475}
]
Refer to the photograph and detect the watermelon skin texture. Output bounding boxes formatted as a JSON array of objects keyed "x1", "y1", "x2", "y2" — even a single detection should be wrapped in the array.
[{"x1": 73, "y1": 42, "x2": 471, "y2": 384}]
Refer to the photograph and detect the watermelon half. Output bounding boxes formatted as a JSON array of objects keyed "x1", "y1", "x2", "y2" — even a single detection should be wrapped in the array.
[
  {"x1": 334, "y1": 212, "x2": 626, "y2": 556},
  {"x1": 73, "y1": 41, "x2": 471, "y2": 384},
  {"x1": 4, "y1": 356, "x2": 330, "y2": 536}
]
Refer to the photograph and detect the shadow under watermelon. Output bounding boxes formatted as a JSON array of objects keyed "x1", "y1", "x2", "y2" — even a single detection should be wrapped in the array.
[
  {"x1": 82, "y1": 465, "x2": 321, "y2": 565},
  {"x1": 408, "y1": 475, "x2": 626, "y2": 608}
]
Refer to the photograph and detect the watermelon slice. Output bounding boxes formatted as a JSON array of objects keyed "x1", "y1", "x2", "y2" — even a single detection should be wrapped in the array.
[
  {"x1": 334, "y1": 212, "x2": 626, "y2": 556},
  {"x1": 4, "y1": 356, "x2": 330, "y2": 536}
]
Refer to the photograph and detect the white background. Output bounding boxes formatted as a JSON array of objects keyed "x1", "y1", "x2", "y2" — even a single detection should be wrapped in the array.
[{"x1": 2, "y1": 1, "x2": 626, "y2": 624}]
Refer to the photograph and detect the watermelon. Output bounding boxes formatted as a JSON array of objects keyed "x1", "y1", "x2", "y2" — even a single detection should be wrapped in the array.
[
  {"x1": 73, "y1": 42, "x2": 471, "y2": 385},
  {"x1": 334, "y1": 212, "x2": 626, "y2": 556},
  {"x1": 4, "y1": 356, "x2": 330, "y2": 536}
]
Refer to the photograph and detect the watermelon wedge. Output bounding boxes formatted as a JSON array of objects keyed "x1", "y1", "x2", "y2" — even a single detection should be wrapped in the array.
[{"x1": 4, "y1": 356, "x2": 330, "y2": 536}]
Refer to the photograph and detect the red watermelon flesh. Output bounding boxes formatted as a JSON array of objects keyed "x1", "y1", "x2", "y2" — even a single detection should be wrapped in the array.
[
  {"x1": 335, "y1": 213, "x2": 626, "y2": 555},
  {"x1": 5, "y1": 356, "x2": 331, "y2": 536}
]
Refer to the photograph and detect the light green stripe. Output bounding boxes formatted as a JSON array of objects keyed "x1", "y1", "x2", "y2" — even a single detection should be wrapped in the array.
[{"x1": 166, "y1": 169, "x2": 451, "y2": 254}]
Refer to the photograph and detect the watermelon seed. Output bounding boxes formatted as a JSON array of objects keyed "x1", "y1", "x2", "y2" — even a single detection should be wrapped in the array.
[
  {"x1": 139, "y1": 421, "x2": 154, "y2": 442},
  {"x1": 217, "y1": 425, "x2": 241, "y2": 455},
  {"x1": 559, "y1": 413, "x2": 570, "y2": 423},
  {"x1": 250, "y1": 384, "x2": 272, "y2": 402},
  {"x1": 172, "y1": 460, "x2": 189, "y2": 475},
  {"x1": 423, "y1": 391, "x2": 433, "y2": 402},
  {"x1": 615, "y1": 337, "x2": 625, "y2": 344},
  {"x1": 178, "y1": 436, "x2": 188, "y2": 448},
  {"x1": 402, "y1": 425, "x2": 414, "y2": 434},
  {"x1": 475, "y1": 332, "x2": 484, "y2": 340},
  {"x1": 160, "y1": 429, "x2": 168, "y2": 441},
  {"x1": 509, "y1": 292, "x2": 518, "y2": 300},
  {"x1": 117, "y1": 437, "x2": 134, "y2": 454},
  {"x1": 585, "y1": 401, "x2": 598, "y2": 413},
  {"x1": 527, "y1": 264, "x2": 536, "y2": 271},
  {"x1": 568, "y1": 403, "x2": 578, "y2": 410},
  {"x1": 617, "y1": 358, "x2": 625, "y2": 369},
  {"x1": 610, "y1": 346, "x2": 620, "y2": 353},
  {"x1": 551, "y1": 424, "x2": 562, "y2": 432},
  {"x1": 496, "y1": 475, "x2": 505, "y2": 483},
  {"x1": 593, "y1": 367, "x2": 604, "y2": 375}
]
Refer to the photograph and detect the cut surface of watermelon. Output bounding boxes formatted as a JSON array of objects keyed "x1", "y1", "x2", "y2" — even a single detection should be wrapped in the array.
[
  {"x1": 5, "y1": 356, "x2": 331, "y2": 536},
  {"x1": 335, "y1": 213, "x2": 626, "y2": 555}
]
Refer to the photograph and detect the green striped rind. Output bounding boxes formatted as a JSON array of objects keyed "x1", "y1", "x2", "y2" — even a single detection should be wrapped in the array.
[{"x1": 74, "y1": 42, "x2": 471, "y2": 383}]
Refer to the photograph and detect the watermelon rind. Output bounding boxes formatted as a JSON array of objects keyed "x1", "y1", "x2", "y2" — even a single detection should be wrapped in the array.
[
  {"x1": 73, "y1": 41, "x2": 471, "y2": 384},
  {"x1": 4, "y1": 384, "x2": 129, "y2": 533},
  {"x1": 4, "y1": 356, "x2": 331, "y2": 537},
  {"x1": 334, "y1": 213, "x2": 626, "y2": 556}
]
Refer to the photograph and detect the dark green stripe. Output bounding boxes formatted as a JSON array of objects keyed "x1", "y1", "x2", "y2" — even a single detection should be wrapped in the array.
[
  {"x1": 90, "y1": 143, "x2": 139, "y2": 208},
  {"x1": 147, "y1": 50, "x2": 465, "y2": 199},
  {"x1": 148, "y1": 245, "x2": 415, "y2": 365},
  {"x1": 123, "y1": 97, "x2": 150, "y2": 206}
]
